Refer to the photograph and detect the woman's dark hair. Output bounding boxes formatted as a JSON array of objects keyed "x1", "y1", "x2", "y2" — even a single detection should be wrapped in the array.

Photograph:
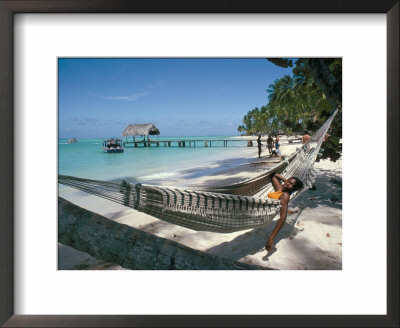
[{"x1": 291, "y1": 177, "x2": 304, "y2": 191}]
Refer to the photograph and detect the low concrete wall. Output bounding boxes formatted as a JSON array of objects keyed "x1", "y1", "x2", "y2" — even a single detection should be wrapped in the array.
[{"x1": 58, "y1": 197, "x2": 269, "y2": 270}]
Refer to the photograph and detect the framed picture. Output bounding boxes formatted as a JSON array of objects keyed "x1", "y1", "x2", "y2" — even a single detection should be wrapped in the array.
[
  {"x1": 57, "y1": 57, "x2": 342, "y2": 272},
  {"x1": 1, "y1": 0, "x2": 398, "y2": 327}
]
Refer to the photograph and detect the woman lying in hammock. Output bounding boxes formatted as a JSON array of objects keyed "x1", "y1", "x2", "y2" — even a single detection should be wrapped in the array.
[{"x1": 266, "y1": 173, "x2": 303, "y2": 253}]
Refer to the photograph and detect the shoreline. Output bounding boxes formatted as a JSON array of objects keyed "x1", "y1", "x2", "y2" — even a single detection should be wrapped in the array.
[{"x1": 58, "y1": 142, "x2": 342, "y2": 270}]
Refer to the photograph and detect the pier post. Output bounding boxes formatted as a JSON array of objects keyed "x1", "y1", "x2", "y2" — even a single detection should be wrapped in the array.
[
  {"x1": 164, "y1": 141, "x2": 167, "y2": 147},
  {"x1": 168, "y1": 141, "x2": 171, "y2": 147},
  {"x1": 183, "y1": 141, "x2": 185, "y2": 147},
  {"x1": 134, "y1": 142, "x2": 137, "y2": 147},
  {"x1": 156, "y1": 141, "x2": 159, "y2": 147},
  {"x1": 205, "y1": 141, "x2": 208, "y2": 147}
]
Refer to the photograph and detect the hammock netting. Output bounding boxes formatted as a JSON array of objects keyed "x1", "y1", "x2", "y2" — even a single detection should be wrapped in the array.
[{"x1": 59, "y1": 109, "x2": 338, "y2": 233}]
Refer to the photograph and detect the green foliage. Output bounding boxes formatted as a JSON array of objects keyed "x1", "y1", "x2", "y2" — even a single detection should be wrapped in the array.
[
  {"x1": 238, "y1": 58, "x2": 342, "y2": 161},
  {"x1": 237, "y1": 105, "x2": 273, "y2": 135},
  {"x1": 318, "y1": 135, "x2": 342, "y2": 162},
  {"x1": 267, "y1": 58, "x2": 294, "y2": 68}
]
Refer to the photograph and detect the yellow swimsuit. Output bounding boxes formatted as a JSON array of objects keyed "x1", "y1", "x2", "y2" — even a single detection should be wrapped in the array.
[{"x1": 268, "y1": 191, "x2": 283, "y2": 199}]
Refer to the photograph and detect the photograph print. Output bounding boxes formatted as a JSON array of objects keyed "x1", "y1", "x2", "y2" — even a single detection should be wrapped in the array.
[{"x1": 58, "y1": 58, "x2": 342, "y2": 270}]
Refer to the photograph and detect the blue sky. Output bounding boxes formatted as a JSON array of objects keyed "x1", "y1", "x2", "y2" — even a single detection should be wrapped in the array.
[{"x1": 58, "y1": 58, "x2": 292, "y2": 138}]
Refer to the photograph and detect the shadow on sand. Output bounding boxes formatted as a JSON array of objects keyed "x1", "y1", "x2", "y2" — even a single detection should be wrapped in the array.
[
  {"x1": 205, "y1": 209, "x2": 305, "y2": 262},
  {"x1": 205, "y1": 169, "x2": 342, "y2": 264},
  {"x1": 114, "y1": 155, "x2": 280, "y2": 187}
]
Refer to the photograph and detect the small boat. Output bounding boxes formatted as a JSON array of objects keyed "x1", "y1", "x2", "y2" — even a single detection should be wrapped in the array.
[
  {"x1": 102, "y1": 138, "x2": 124, "y2": 153},
  {"x1": 67, "y1": 138, "x2": 78, "y2": 144}
]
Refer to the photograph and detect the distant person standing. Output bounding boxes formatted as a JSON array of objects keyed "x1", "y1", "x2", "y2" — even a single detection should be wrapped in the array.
[
  {"x1": 274, "y1": 135, "x2": 280, "y2": 151},
  {"x1": 257, "y1": 134, "x2": 262, "y2": 158},
  {"x1": 267, "y1": 134, "x2": 274, "y2": 155}
]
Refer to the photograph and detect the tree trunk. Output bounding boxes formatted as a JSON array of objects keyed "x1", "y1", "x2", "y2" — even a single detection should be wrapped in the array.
[{"x1": 58, "y1": 197, "x2": 270, "y2": 270}]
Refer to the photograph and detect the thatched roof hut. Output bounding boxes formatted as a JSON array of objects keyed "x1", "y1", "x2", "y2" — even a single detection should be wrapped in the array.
[{"x1": 122, "y1": 123, "x2": 160, "y2": 137}]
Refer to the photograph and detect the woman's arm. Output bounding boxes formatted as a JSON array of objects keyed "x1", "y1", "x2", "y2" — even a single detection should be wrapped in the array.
[
  {"x1": 266, "y1": 192, "x2": 289, "y2": 252},
  {"x1": 274, "y1": 173, "x2": 287, "y2": 182},
  {"x1": 270, "y1": 173, "x2": 283, "y2": 191},
  {"x1": 271, "y1": 173, "x2": 288, "y2": 184}
]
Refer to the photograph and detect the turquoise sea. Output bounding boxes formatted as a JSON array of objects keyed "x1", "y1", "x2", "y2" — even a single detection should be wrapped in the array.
[{"x1": 58, "y1": 136, "x2": 251, "y2": 186}]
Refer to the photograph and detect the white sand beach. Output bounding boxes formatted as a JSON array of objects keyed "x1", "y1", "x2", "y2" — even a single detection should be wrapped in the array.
[{"x1": 59, "y1": 140, "x2": 342, "y2": 270}]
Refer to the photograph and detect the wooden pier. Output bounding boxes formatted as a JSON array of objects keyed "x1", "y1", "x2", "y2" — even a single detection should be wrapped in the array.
[
  {"x1": 123, "y1": 137, "x2": 303, "y2": 148},
  {"x1": 124, "y1": 139, "x2": 250, "y2": 148},
  {"x1": 121, "y1": 123, "x2": 304, "y2": 149}
]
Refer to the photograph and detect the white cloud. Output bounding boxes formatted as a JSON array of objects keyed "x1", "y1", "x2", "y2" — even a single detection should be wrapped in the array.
[
  {"x1": 69, "y1": 117, "x2": 100, "y2": 126},
  {"x1": 103, "y1": 92, "x2": 150, "y2": 101},
  {"x1": 148, "y1": 80, "x2": 166, "y2": 89}
]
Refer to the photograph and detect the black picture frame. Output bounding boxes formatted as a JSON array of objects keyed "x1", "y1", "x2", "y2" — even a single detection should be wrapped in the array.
[{"x1": 0, "y1": 0, "x2": 398, "y2": 327}]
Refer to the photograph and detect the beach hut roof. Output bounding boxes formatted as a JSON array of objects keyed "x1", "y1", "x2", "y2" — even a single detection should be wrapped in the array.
[{"x1": 122, "y1": 123, "x2": 160, "y2": 136}]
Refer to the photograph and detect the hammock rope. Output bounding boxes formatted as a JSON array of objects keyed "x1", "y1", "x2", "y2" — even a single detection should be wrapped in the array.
[{"x1": 59, "y1": 109, "x2": 338, "y2": 232}]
